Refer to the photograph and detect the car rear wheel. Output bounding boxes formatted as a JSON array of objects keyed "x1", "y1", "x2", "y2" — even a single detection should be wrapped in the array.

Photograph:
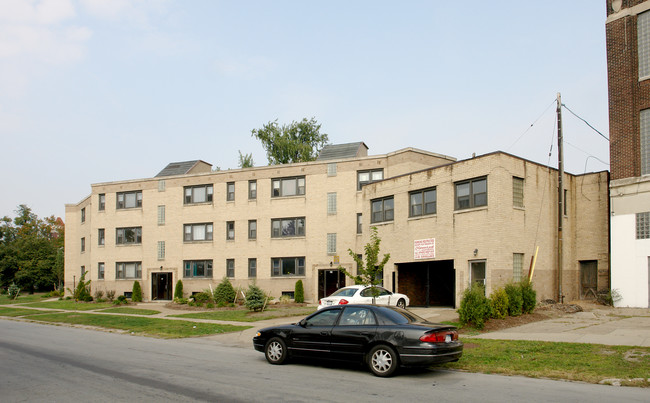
[
  {"x1": 396, "y1": 299, "x2": 406, "y2": 309},
  {"x1": 265, "y1": 337, "x2": 288, "y2": 365},
  {"x1": 368, "y1": 344, "x2": 398, "y2": 377}
]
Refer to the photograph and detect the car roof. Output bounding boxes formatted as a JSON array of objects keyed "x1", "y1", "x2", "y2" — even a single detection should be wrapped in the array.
[{"x1": 340, "y1": 285, "x2": 382, "y2": 290}]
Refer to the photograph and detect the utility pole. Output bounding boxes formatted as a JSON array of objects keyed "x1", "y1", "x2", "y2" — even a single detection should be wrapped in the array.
[{"x1": 556, "y1": 93, "x2": 564, "y2": 303}]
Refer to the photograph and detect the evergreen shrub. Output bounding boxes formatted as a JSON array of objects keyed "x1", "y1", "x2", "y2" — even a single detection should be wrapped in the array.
[
  {"x1": 294, "y1": 280, "x2": 304, "y2": 303},
  {"x1": 214, "y1": 277, "x2": 236, "y2": 306},
  {"x1": 132, "y1": 281, "x2": 143, "y2": 302},
  {"x1": 174, "y1": 280, "x2": 184, "y2": 300},
  {"x1": 505, "y1": 283, "x2": 523, "y2": 316},
  {"x1": 245, "y1": 284, "x2": 266, "y2": 311},
  {"x1": 489, "y1": 287, "x2": 509, "y2": 319},
  {"x1": 520, "y1": 280, "x2": 537, "y2": 314},
  {"x1": 458, "y1": 282, "x2": 491, "y2": 329}
]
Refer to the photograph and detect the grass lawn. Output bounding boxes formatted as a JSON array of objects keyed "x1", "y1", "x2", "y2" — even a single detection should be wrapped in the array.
[
  {"x1": 169, "y1": 306, "x2": 316, "y2": 322},
  {"x1": 98, "y1": 307, "x2": 160, "y2": 315},
  {"x1": 0, "y1": 307, "x2": 59, "y2": 317},
  {"x1": 442, "y1": 338, "x2": 650, "y2": 387},
  {"x1": 0, "y1": 293, "x2": 49, "y2": 305},
  {"x1": 22, "y1": 300, "x2": 114, "y2": 311},
  {"x1": 27, "y1": 312, "x2": 251, "y2": 338}
]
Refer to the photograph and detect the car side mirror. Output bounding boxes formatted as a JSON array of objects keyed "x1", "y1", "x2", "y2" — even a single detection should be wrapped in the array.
[{"x1": 299, "y1": 319, "x2": 307, "y2": 327}]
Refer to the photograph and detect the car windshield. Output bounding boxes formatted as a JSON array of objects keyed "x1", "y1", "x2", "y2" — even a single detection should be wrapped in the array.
[
  {"x1": 330, "y1": 287, "x2": 358, "y2": 297},
  {"x1": 375, "y1": 307, "x2": 427, "y2": 325}
]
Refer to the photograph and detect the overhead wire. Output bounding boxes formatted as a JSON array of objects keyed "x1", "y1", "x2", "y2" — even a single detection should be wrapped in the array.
[
  {"x1": 507, "y1": 98, "x2": 558, "y2": 151},
  {"x1": 561, "y1": 103, "x2": 609, "y2": 141}
]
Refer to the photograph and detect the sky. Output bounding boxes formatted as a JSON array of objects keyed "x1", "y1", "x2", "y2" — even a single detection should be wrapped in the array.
[{"x1": 0, "y1": 0, "x2": 611, "y2": 220}]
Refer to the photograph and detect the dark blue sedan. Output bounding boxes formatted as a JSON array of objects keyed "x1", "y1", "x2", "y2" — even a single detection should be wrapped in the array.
[{"x1": 253, "y1": 304, "x2": 463, "y2": 377}]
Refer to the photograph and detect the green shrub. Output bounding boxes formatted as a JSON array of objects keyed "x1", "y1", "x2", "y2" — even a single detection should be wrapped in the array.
[
  {"x1": 106, "y1": 290, "x2": 116, "y2": 302},
  {"x1": 174, "y1": 297, "x2": 188, "y2": 305},
  {"x1": 114, "y1": 295, "x2": 128, "y2": 305},
  {"x1": 174, "y1": 280, "x2": 184, "y2": 300},
  {"x1": 67, "y1": 272, "x2": 92, "y2": 302},
  {"x1": 505, "y1": 283, "x2": 523, "y2": 316},
  {"x1": 294, "y1": 280, "x2": 304, "y2": 303},
  {"x1": 132, "y1": 281, "x2": 143, "y2": 302},
  {"x1": 458, "y1": 282, "x2": 491, "y2": 329},
  {"x1": 193, "y1": 291, "x2": 212, "y2": 304},
  {"x1": 7, "y1": 283, "x2": 20, "y2": 300},
  {"x1": 520, "y1": 280, "x2": 537, "y2": 314},
  {"x1": 489, "y1": 287, "x2": 509, "y2": 319},
  {"x1": 94, "y1": 289, "x2": 105, "y2": 301},
  {"x1": 206, "y1": 302, "x2": 214, "y2": 309},
  {"x1": 245, "y1": 284, "x2": 266, "y2": 312},
  {"x1": 214, "y1": 277, "x2": 236, "y2": 305}
]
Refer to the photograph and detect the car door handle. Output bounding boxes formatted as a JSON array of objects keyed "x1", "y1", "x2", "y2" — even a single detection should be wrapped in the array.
[
  {"x1": 320, "y1": 331, "x2": 329, "y2": 336},
  {"x1": 360, "y1": 332, "x2": 372, "y2": 336}
]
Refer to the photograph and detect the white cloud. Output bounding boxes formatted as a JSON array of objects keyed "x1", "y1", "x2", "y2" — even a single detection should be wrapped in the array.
[
  {"x1": 214, "y1": 55, "x2": 277, "y2": 79},
  {"x1": 0, "y1": 0, "x2": 76, "y2": 24}
]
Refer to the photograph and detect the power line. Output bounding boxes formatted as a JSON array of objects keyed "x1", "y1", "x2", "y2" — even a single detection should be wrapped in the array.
[
  {"x1": 561, "y1": 103, "x2": 609, "y2": 141},
  {"x1": 507, "y1": 98, "x2": 557, "y2": 151}
]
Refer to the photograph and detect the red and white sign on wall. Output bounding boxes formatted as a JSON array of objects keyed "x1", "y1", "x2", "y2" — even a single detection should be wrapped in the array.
[{"x1": 414, "y1": 238, "x2": 435, "y2": 259}]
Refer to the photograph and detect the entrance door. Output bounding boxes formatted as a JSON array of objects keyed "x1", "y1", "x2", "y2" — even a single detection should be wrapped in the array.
[
  {"x1": 470, "y1": 260, "x2": 486, "y2": 293},
  {"x1": 152, "y1": 272, "x2": 172, "y2": 300},
  {"x1": 318, "y1": 269, "x2": 345, "y2": 300},
  {"x1": 580, "y1": 261, "x2": 598, "y2": 299}
]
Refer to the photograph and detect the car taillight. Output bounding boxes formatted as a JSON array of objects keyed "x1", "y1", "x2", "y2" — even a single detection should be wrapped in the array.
[
  {"x1": 338, "y1": 299, "x2": 349, "y2": 305},
  {"x1": 318, "y1": 299, "x2": 322, "y2": 305},
  {"x1": 420, "y1": 330, "x2": 458, "y2": 343}
]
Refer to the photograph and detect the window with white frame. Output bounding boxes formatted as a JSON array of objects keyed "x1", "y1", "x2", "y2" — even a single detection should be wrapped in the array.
[
  {"x1": 271, "y1": 257, "x2": 305, "y2": 277},
  {"x1": 226, "y1": 221, "x2": 235, "y2": 240},
  {"x1": 116, "y1": 262, "x2": 142, "y2": 279},
  {"x1": 98, "y1": 228, "x2": 105, "y2": 246},
  {"x1": 455, "y1": 177, "x2": 487, "y2": 210},
  {"x1": 272, "y1": 176, "x2": 305, "y2": 197},
  {"x1": 226, "y1": 259, "x2": 235, "y2": 278},
  {"x1": 158, "y1": 241, "x2": 165, "y2": 260},
  {"x1": 249, "y1": 180, "x2": 257, "y2": 199},
  {"x1": 639, "y1": 10, "x2": 650, "y2": 79},
  {"x1": 637, "y1": 212, "x2": 650, "y2": 239},
  {"x1": 513, "y1": 253, "x2": 524, "y2": 282},
  {"x1": 184, "y1": 223, "x2": 213, "y2": 242},
  {"x1": 158, "y1": 205, "x2": 165, "y2": 225},
  {"x1": 98, "y1": 262, "x2": 105, "y2": 280},
  {"x1": 409, "y1": 187, "x2": 436, "y2": 217},
  {"x1": 117, "y1": 191, "x2": 142, "y2": 209},
  {"x1": 227, "y1": 182, "x2": 235, "y2": 201},
  {"x1": 271, "y1": 217, "x2": 305, "y2": 237},
  {"x1": 158, "y1": 179, "x2": 166, "y2": 192},
  {"x1": 183, "y1": 260, "x2": 212, "y2": 278},
  {"x1": 357, "y1": 169, "x2": 383, "y2": 190},
  {"x1": 327, "y1": 163, "x2": 337, "y2": 176},
  {"x1": 641, "y1": 109, "x2": 650, "y2": 175},
  {"x1": 371, "y1": 196, "x2": 394, "y2": 223},
  {"x1": 98, "y1": 194, "x2": 105, "y2": 211},
  {"x1": 116, "y1": 227, "x2": 142, "y2": 245},
  {"x1": 248, "y1": 220, "x2": 257, "y2": 239},
  {"x1": 248, "y1": 258, "x2": 257, "y2": 278},
  {"x1": 184, "y1": 184, "x2": 213, "y2": 204},
  {"x1": 327, "y1": 192, "x2": 337, "y2": 214},
  {"x1": 513, "y1": 177, "x2": 524, "y2": 208},
  {"x1": 327, "y1": 233, "x2": 337, "y2": 255}
]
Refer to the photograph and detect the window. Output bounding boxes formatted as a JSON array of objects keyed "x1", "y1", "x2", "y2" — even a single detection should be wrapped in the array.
[
  {"x1": 248, "y1": 180, "x2": 257, "y2": 199},
  {"x1": 81, "y1": 208, "x2": 85, "y2": 223},
  {"x1": 371, "y1": 196, "x2": 394, "y2": 223},
  {"x1": 98, "y1": 262, "x2": 105, "y2": 280},
  {"x1": 513, "y1": 253, "x2": 524, "y2": 282},
  {"x1": 357, "y1": 169, "x2": 383, "y2": 190},
  {"x1": 184, "y1": 223, "x2": 213, "y2": 242},
  {"x1": 155, "y1": 205, "x2": 165, "y2": 225},
  {"x1": 81, "y1": 266, "x2": 85, "y2": 276},
  {"x1": 117, "y1": 191, "x2": 142, "y2": 209},
  {"x1": 116, "y1": 227, "x2": 142, "y2": 245},
  {"x1": 184, "y1": 185, "x2": 213, "y2": 204},
  {"x1": 357, "y1": 213, "x2": 362, "y2": 234},
  {"x1": 470, "y1": 260, "x2": 486, "y2": 290},
  {"x1": 564, "y1": 189, "x2": 568, "y2": 216},
  {"x1": 641, "y1": 109, "x2": 650, "y2": 175},
  {"x1": 637, "y1": 212, "x2": 650, "y2": 239},
  {"x1": 304, "y1": 308, "x2": 341, "y2": 326},
  {"x1": 327, "y1": 192, "x2": 337, "y2": 214},
  {"x1": 158, "y1": 179, "x2": 166, "y2": 192},
  {"x1": 271, "y1": 257, "x2": 305, "y2": 277},
  {"x1": 98, "y1": 194, "x2": 105, "y2": 211},
  {"x1": 271, "y1": 217, "x2": 306, "y2": 237},
  {"x1": 272, "y1": 176, "x2": 305, "y2": 197},
  {"x1": 226, "y1": 221, "x2": 235, "y2": 240},
  {"x1": 455, "y1": 177, "x2": 487, "y2": 210},
  {"x1": 98, "y1": 228, "x2": 105, "y2": 246},
  {"x1": 80, "y1": 237, "x2": 85, "y2": 252},
  {"x1": 158, "y1": 241, "x2": 165, "y2": 260},
  {"x1": 116, "y1": 262, "x2": 142, "y2": 279},
  {"x1": 513, "y1": 177, "x2": 524, "y2": 208},
  {"x1": 327, "y1": 233, "x2": 337, "y2": 255},
  {"x1": 327, "y1": 163, "x2": 337, "y2": 176},
  {"x1": 227, "y1": 182, "x2": 235, "y2": 201},
  {"x1": 248, "y1": 220, "x2": 257, "y2": 239},
  {"x1": 184, "y1": 260, "x2": 213, "y2": 278},
  {"x1": 409, "y1": 187, "x2": 436, "y2": 217},
  {"x1": 639, "y1": 10, "x2": 650, "y2": 79},
  {"x1": 248, "y1": 258, "x2": 257, "y2": 278},
  {"x1": 226, "y1": 259, "x2": 235, "y2": 278}
]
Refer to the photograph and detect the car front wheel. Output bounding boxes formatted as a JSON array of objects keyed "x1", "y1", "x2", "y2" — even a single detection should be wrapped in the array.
[
  {"x1": 265, "y1": 337, "x2": 288, "y2": 365},
  {"x1": 368, "y1": 344, "x2": 398, "y2": 377},
  {"x1": 396, "y1": 299, "x2": 406, "y2": 309}
]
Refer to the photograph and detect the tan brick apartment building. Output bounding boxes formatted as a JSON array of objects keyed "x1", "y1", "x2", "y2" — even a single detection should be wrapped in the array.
[
  {"x1": 606, "y1": 0, "x2": 650, "y2": 307},
  {"x1": 65, "y1": 144, "x2": 609, "y2": 307}
]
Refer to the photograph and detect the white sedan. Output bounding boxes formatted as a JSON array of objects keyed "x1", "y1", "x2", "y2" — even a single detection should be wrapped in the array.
[{"x1": 318, "y1": 285, "x2": 410, "y2": 310}]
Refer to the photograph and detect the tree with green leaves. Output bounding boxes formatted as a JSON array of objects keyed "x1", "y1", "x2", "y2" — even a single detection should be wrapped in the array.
[
  {"x1": 132, "y1": 281, "x2": 143, "y2": 302},
  {"x1": 251, "y1": 117, "x2": 329, "y2": 164},
  {"x1": 238, "y1": 150, "x2": 254, "y2": 168},
  {"x1": 338, "y1": 227, "x2": 390, "y2": 301}
]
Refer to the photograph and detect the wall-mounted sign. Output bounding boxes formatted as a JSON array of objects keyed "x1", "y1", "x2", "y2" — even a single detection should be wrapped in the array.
[{"x1": 414, "y1": 238, "x2": 435, "y2": 259}]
